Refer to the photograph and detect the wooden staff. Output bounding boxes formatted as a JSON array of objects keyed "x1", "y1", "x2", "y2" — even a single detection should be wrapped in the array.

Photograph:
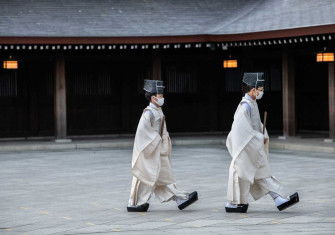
[
  {"x1": 160, "y1": 116, "x2": 165, "y2": 137},
  {"x1": 263, "y1": 111, "x2": 268, "y2": 134}
]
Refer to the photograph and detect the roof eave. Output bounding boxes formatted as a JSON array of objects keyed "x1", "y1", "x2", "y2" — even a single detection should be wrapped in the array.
[{"x1": 0, "y1": 24, "x2": 334, "y2": 44}]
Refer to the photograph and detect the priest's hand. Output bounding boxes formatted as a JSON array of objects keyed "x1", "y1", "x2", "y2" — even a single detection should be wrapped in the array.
[
  {"x1": 264, "y1": 137, "x2": 269, "y2": 145},
  {"x1": 160, "y1": 134, "x2": 172, "y2": 156}
]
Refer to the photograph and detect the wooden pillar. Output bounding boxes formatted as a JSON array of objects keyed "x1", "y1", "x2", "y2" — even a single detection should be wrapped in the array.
[
  {"x1": 328, "y1": 62, "x2": 335, "y2": 140},
  {"x1": 152, "y1": 56, "x2": 162, "y2": 80},
  {"x1": 282, "y1": 50, "x2": 296, "y2": 137},
  {"x1": 28, "y1": 66, "x2": 39, "y2": 136},
  {"x1": 54, "y1": 57, "x2": 69, "y2": 141}
]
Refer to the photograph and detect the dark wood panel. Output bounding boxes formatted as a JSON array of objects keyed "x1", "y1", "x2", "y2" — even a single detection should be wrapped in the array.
[
  {"x1": 296, "y1": 55, "x2": 328, "y2": 131},
  {"x1": 0, "y1": 59, "x2": 54, "y2": 137},
  {"x1": 26, "y1": 60, "x2": 54, "y2": 136},
  {"x1": 163, "y1": 57, "x2": 220, "y2": 132},
  {"x1": 66, "y1": 58, "x2": 149, "y2": 135}
]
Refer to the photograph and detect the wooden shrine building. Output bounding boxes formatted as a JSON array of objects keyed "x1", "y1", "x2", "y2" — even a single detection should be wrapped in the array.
[{"x1": 0, "y1": 0, "x2": 334, "y2": 140}]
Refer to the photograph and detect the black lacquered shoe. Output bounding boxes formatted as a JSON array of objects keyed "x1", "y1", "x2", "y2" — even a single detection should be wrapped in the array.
[
  {"x1": 178, "y1": 191, "x2": 198, "y2": 210},
  {"x1": 277, "y1": 192, "x2": 299, "y2": 211},
  {"x1": 127, "y1": 203, "x2": 149, "y2": 212},
  {"x1": 225, "y1": 204, "x2": 248, "y2": 213}
]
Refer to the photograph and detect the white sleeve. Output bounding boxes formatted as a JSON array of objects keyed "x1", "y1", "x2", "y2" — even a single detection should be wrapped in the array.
[
  {"x1": 240, "y1": 102, "x2": 251, "y2": 118},
  {"x1": 143, "y1": 110, "x2": 154, "y2": 126}
]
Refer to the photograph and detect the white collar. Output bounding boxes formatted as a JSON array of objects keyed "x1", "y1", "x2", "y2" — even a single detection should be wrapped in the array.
[
  {"x1": 149, "y1": 102, "x2": 161, "y2": 110},
  {"x1": 244, "y1": 93, "x2": 256, "y2": 102}
]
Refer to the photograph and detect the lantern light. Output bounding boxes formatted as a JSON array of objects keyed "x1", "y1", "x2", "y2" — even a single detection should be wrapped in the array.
[
  {"x1": 223, "y1": 59, "x2": 238, "y2": 68},
  {"x1": 316, "y1": 52, "x2": 334, "y2": 62},
  {"x1": 3, "y1": 60, "x2": 18, "y2": 69}
]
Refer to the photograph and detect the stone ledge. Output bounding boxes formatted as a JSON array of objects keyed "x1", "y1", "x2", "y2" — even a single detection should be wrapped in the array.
[{"x1": 0, "y1": 137, "x2": 334, "y2": 154}]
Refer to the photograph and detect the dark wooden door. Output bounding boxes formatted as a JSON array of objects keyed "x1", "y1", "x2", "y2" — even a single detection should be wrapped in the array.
[
  {"x1": 296, "y1": 55, "x2": 329, "y2": 132},
  {"x1": 66, "y1": 57, "x2": 149, "y2": 135},
  {"x1": 0, "y1": 58, "x2": 54, "y2": 138},
  {"x1": 25, "y1": 60, "x2": 54, "y2": 136},
  {"x1": 0, "y1": 68, "x2": 27, "y2": 137},
  {"x1": 163, "y1": 55, "x2": 220, "y2": 132}
]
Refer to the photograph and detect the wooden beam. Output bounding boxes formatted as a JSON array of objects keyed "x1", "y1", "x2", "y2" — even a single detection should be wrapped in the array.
[
  {"x1": 54, "y1": 57, "x2": 68, "y2": 140},
  {"x1": 152, "y1": 56, "x2": 161, "y2": 80},
  {"x1": 282, "y1": 50, "x2": 296, "y2": 136},
  {"x1": 328, "y1": 62, "x2": 335, "y2": 139}
]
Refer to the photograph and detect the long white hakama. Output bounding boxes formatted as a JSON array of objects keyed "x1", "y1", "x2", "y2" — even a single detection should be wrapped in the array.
[{"x1": 226, "y1": 95, "x2": 284, "y2": 204}]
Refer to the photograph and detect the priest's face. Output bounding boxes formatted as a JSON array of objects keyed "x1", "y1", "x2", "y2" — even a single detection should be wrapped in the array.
[
  {"x1": 249, "y1": 87, "x2": 264, "y2": 100},
  {"x1": 151, "y1": 94, "x2": 164, "y2": 107}
]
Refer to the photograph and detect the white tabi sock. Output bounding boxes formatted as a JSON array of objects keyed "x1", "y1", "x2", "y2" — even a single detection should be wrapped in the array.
[
  {"x1": 225, "y1": 202, "x2": 238, "y2": 208},
  {"x1": 268, "y1": 191, "x2": 289, "y2": 207},
  {"x1": 174, "y1": 196, "x2": 188, "y2": 206}
]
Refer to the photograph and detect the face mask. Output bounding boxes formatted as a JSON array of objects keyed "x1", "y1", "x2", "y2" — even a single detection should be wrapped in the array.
[
  {"x1": 256, "y1": 90, "x2": 264, "y2": 100},
  {"x1": 155, "y1": 97, "x2": 165, "y2": 106}
]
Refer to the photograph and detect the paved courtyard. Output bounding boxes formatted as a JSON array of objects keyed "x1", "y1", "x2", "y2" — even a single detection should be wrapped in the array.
[{"x1": 0, "y1": 145, "x2": 335, "y2": 234}]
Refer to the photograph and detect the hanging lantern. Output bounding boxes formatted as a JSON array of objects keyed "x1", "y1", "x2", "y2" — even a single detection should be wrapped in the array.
[
  {"x1": 3, "y1": 60, "x2": 18, "y2": 69},
  {"x1": 316, "y1": 52, "x2": 334, "y2": 62},
  {"x1": 223, "y1": 59, "x2": 238, "y2": 68}
]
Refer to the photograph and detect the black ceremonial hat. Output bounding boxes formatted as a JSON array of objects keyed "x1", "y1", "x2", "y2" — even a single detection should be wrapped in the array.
[
  {"x1": 143, "y1": 80, "x2": 165, "y2": 94},
  {"x1": 242, "y1": 72, "x2": 265, "y2": 87}
]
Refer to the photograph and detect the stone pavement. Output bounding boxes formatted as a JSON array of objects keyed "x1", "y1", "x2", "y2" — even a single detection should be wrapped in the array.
[
  {"x1": 0, "y1": 145, "x2": 335, "y2": 234},
  {"x1": 0, "y1": 135, "x2": 334, "y2": 154}
]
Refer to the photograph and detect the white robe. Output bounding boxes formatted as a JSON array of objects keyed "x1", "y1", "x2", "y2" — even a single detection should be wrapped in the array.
[
  {"x1": 131, "y1": 104, "x2": 175, "y2": 187},
  {"x1": 226, "y1": 95, "x2": 283, "y2": 203},
  {"x1": 129, "y1": 103, "x2": 188, "y2": 206}
]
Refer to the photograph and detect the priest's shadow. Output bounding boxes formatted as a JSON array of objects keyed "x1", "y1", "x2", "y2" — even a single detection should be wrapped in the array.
[
  {"x1": 124, "y1": 208, "x2": 303, "y2": 217},
  {"x1": 245, "y1": 209, "x2": 303, "y2": 216},
  {"x1": 145, "y1": 208, "x2": 201, "y2": 214}
]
